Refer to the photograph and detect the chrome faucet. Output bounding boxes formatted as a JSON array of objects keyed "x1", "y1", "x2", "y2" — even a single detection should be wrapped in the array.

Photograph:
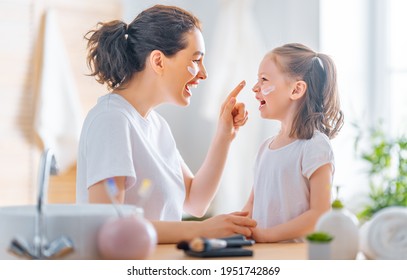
[{"x1": 9, "y1": 148, "x2": 74, "y2": 259}]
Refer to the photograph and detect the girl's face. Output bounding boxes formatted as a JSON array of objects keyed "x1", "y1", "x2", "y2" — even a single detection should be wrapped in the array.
[
  {"x1": 163, "y1": 28, "x2": 207, "y2": 106},
  {"x1": 252, "y1": 54, "x2": 295, "y2": 120}
]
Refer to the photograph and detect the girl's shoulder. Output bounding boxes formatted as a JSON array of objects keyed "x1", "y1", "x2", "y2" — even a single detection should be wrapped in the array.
[
  {"x1": 256, "y1": 136, "x2": 276, "y2": 155},
  {"x1": 307, "y1": 130, "x2": 332, "y2": 146},
  {"x1": 302, "y1": 130, "x2": 333, "y2": 154},
  {"x1": 260, "y1": 136, "x2": 275, "y2": 148}
]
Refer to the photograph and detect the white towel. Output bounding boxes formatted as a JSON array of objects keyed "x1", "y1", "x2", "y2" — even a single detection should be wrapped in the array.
[
  {"x1": 34, "y1": 9, "x2": 83, "y2": 173},
  {"x1": 359, "y1": 206, "x2": 407, "y2": 259}
]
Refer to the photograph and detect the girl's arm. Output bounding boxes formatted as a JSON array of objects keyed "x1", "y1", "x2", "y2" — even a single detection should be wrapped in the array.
[
  {"x1": 242, "y1": 188, "x2": 254, "y2": 218},
  {"x1": 251, "y1": 163, "x2": 332, "y2": 243},
  {"x1": 183, "y1": 81, "x2": 248, "y2": 217}
]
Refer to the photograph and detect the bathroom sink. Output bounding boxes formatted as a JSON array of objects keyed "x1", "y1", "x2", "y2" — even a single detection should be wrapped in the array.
[{"x1": 0, "y1": 203, "x2": 142, "y2": 259}]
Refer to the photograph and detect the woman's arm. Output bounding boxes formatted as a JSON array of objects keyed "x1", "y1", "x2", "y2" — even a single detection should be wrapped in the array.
[
  {"x1": 152, "y1": 211, "x2": 256, "y2": 243},
  {"x1": 183, "y1": 81, "x2": 248, "y2": 217},
  {"x1": 88, "y1": 178, "x2": 256, "y2": 244},
  {"x1": 251, "y1": 163, "x2": 332, "y2": 243},
  {"x1": 88, "y1": 176, "x2": 126, "y2": 204}
]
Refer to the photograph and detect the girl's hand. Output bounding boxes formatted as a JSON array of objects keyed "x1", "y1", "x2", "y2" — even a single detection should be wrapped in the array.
[
  {"x1": 199, "y1": 211, "x2": 256, "y2": 238},
  {"x1": 250, "y1": 226, "x2": 266, "y2": 243},
  {"x1": 218, "y1": 81, "x2": 248, "y2": 140}
]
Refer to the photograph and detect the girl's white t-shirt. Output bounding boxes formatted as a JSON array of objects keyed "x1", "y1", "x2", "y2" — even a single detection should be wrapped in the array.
[
  {"x1": 76, "y1": 94, "x2": 185, "y2": 221},
  {"x1": 252, "y1": 131, "x2": 334, "y2": 241}
]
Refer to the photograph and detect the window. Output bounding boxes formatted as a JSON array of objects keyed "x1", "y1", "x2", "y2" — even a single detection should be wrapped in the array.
[
  {"x1": 320, "y1": 0, "x2": 407, "y2": 208},
  {"x1": 389, "y1": 0, "x2": 407, "y2": 135}
]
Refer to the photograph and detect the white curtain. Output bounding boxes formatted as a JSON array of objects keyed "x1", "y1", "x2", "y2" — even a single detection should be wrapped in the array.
[{"x1": 201, "y1": 0, "x2": 279, "y2": 214}]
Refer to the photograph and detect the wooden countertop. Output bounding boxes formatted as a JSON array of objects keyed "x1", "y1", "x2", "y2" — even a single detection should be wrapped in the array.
[{"x1": 148, "y1": 242, "x2": 307, "y2": 260}]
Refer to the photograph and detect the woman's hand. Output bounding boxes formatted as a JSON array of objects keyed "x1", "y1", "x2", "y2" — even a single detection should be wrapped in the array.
[
  {"x1": 218, "y1": 81, "x2": 248, "y2": 141},
  {"x1": 199, "y1": 211, "x2": 257, "y2": 238}
]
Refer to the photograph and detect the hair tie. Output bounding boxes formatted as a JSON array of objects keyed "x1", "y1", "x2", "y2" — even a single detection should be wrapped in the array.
[{"x1": 124, "y1": 23, "x2": 128, "y2": 40}]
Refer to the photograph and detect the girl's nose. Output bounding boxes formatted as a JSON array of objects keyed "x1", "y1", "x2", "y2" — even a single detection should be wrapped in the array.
[{"x1": 252, "y1": 83, "x2": 260, "y2": 93}]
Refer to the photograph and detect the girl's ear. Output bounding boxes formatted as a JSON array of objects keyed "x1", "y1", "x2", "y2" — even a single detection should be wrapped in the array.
[
  {"x1": 290, "y1": 80, "x2": 307, "y2": 100},
  {"x1": 149, "y1": 50, "x2": 165, "y2": 75}
]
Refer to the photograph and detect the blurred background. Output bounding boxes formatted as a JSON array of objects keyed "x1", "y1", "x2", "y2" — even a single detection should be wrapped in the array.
[{"x1": 1, "y1": 0, "x2": 406, "y2": 217}]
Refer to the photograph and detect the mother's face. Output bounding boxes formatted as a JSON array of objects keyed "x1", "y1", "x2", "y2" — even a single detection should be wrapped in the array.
[{"x1": 162, "y1": 28, "x2": 208, "y2": 106}]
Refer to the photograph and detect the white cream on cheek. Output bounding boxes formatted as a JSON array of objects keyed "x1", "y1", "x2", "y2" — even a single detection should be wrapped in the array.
[
  {"x1": 261, "y1": 85, "x2": 276, "y2": 96},
  {"x1": 187, "y1": 65, "x2": 199, "y2": 76}
]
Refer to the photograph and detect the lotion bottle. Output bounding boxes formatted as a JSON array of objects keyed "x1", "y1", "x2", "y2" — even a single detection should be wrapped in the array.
[{"x1": 315, "y1": 186, "x2": 359, "y2": 259}]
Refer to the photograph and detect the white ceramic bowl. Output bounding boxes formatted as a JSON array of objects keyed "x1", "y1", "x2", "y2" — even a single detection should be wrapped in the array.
[{"x1": 0, "y1": 204, "x2": 143, "y2": 259}]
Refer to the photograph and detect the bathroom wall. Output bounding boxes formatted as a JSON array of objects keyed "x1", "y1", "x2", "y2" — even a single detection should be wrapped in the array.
[
  {"x1": 0, "y1": 0, "x2": 319, "y2": 209},
  {"x1": 0, "y1": 0, "x2": 121, "y2": 205}
]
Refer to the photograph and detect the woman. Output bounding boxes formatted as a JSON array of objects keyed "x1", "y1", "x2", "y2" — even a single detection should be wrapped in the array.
[{"x1": 76, "y1": 4, "x2": 256, "y2": 243}]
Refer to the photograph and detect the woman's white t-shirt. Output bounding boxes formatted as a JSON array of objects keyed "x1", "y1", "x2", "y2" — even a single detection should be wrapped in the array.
[
  {"x1": 76, "y1": 94, "x2": 185, "y2": 221},
  {"x1": 252, "y1": 131, "x2": 334, "y2": 241}
]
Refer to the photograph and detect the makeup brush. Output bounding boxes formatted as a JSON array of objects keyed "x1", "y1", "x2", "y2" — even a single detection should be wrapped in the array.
[
  {"x1": 189, "y1": 238, "x2": 228, "y2": 252},
  {"x1": 178, "y1": 237, "x2": 255, "y2": 252},
  {"x1": 176, "y1": 241, "x2": 190, "y2": 250}
]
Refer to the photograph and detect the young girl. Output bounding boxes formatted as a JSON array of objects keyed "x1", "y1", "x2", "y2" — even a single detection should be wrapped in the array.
[
  {"x1": 76, "y1": 5, "x2": 256, "y2": 243},
  {"x1": 243, "y1": 43, "x2": 344, "y2": 242}
]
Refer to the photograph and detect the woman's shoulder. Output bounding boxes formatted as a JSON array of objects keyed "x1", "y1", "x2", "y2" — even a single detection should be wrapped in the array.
[
  {"x1": 83, "y1": 95, "x2": 132, "y2": 128},
  {"x1": 89, "y1": 98, "x2": 127, "y2": 118},
  {"x1": 146, "y1": 110, "x2": 171, "y2": 130},
  {"x1": 149, "y1": 110, "x2": 166, "y2": 122},
  {"x1": 89, "y1": 93, "x2": 125, "y2": 114}
]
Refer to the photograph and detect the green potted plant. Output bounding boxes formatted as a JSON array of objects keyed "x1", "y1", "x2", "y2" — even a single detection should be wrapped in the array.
[
  {"x1": 306, "y1": 231, "x2": 334, "y2": 260},
  {"x1": 306, "y1": 231, "x2": 334, "y2": 243},
  {"x1": 354, "y1": 123, "x2": 407, "y2": 221}
]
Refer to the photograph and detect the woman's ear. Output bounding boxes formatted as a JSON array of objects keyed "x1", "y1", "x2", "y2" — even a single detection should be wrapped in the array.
[
  {"x1": 149, "y1": 50, "x2": 165, "y2": 75},
  {"x1": 290, "y1": 80, "x2": 307, "y2": 100}
]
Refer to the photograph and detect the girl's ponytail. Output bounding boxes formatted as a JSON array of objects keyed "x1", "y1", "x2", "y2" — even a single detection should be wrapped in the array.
[{"x1": 317, "y1": 53, "x2": 344, "y2": 138}]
